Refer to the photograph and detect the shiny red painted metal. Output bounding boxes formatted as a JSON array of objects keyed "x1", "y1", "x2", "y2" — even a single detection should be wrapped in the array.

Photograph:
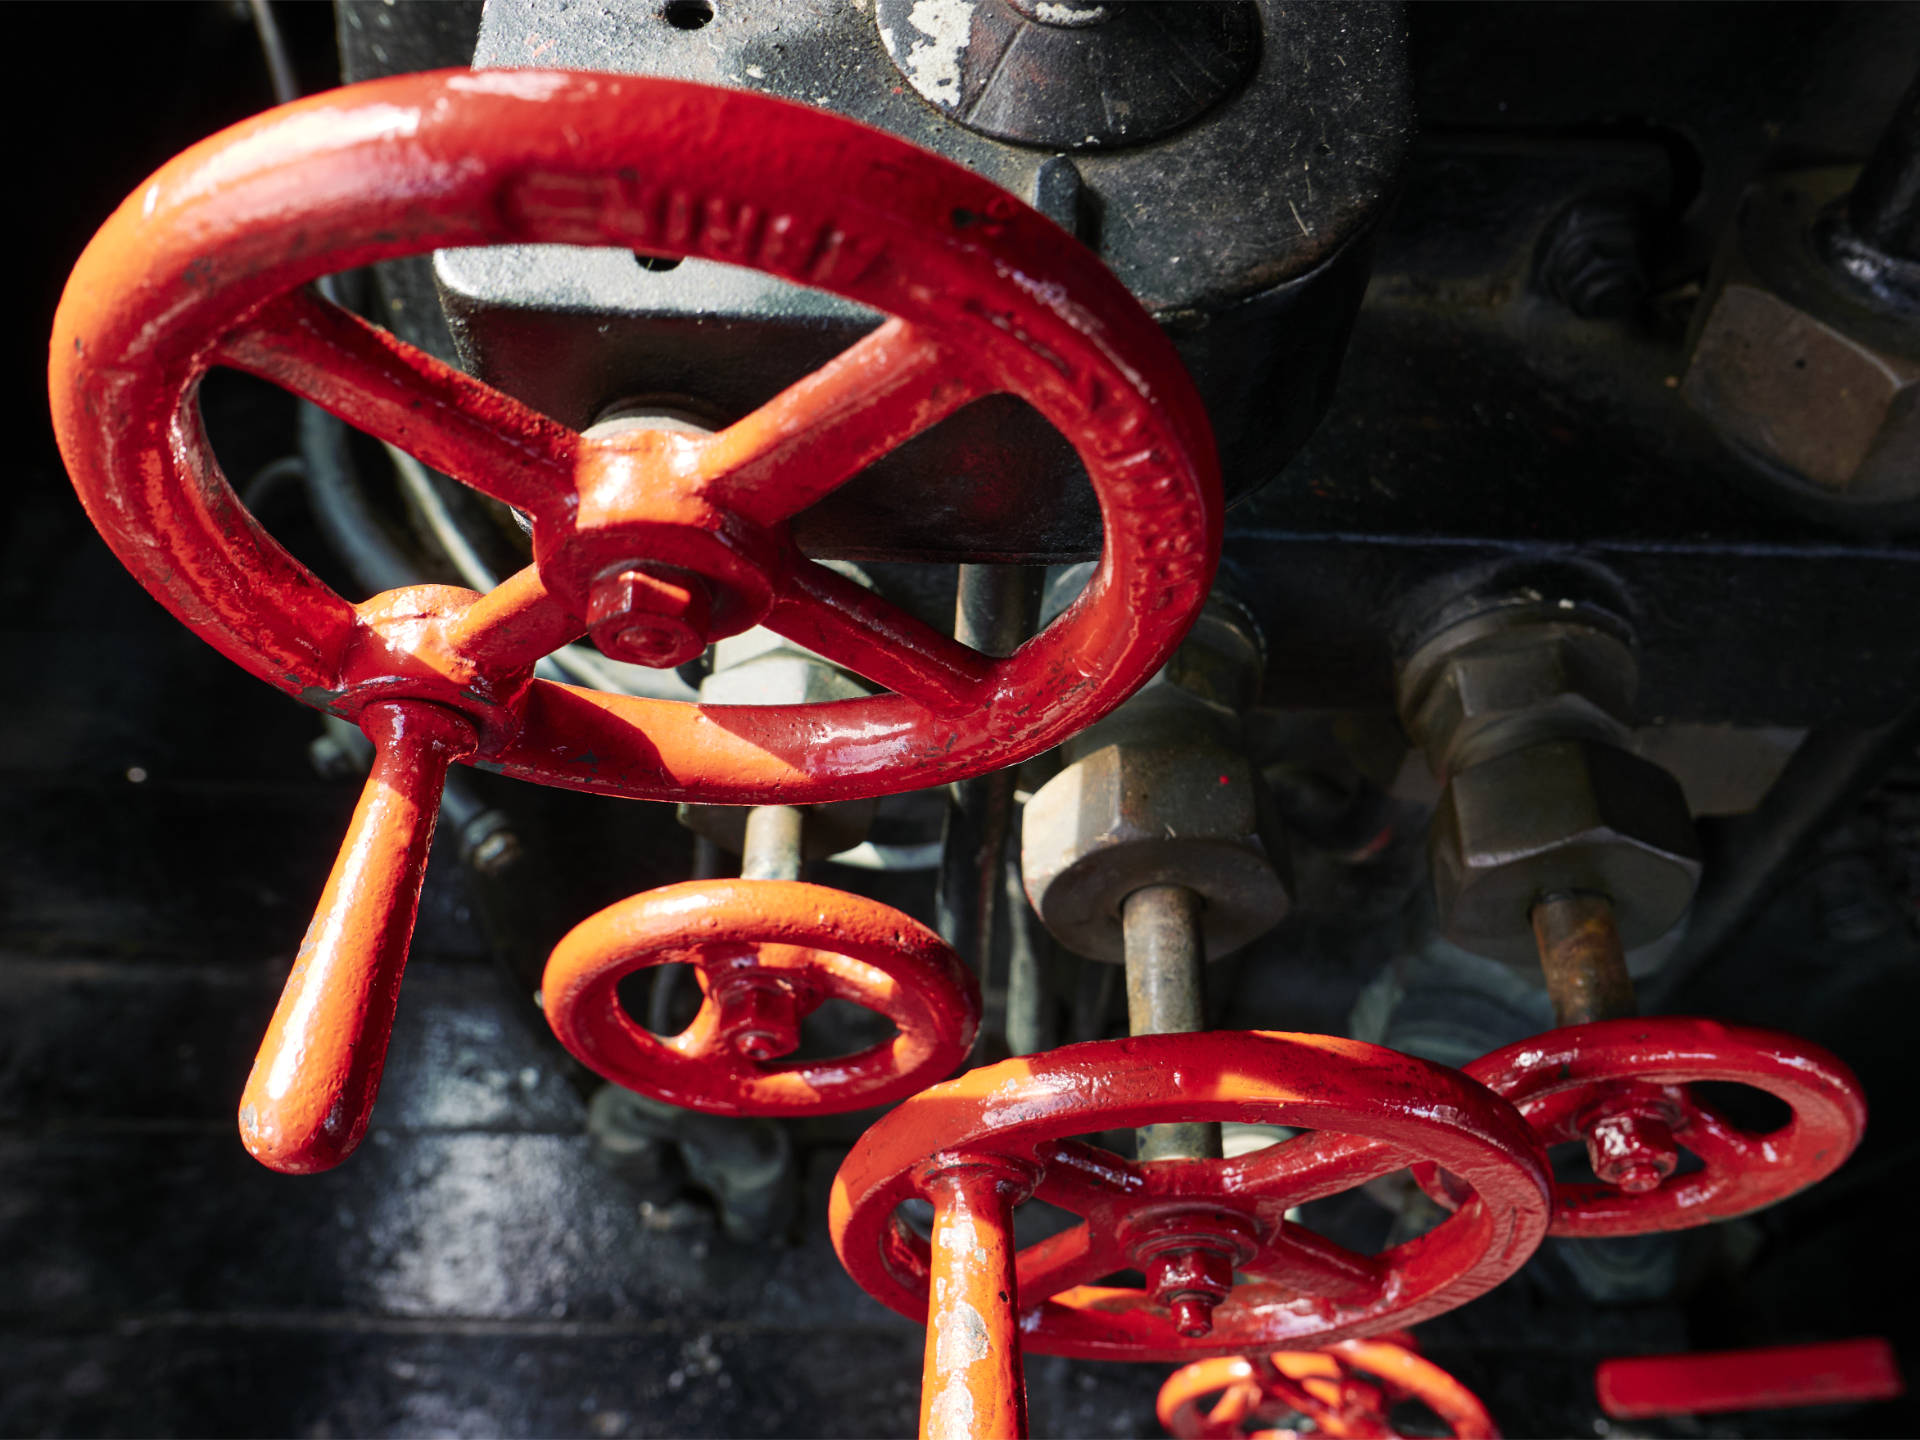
[
  {"x1": 542, "y1": 879, "x2": 979, "y2": 1115},
  {"x1": 829, "y1": 1032, "x2": 1552, "y2": 1365},
  {"x1": 239, "y1": 700, "x2": 474, "y2": 1173},
  {"x1": 1596, "y1": 1338, "x2": 1903, "y2": 1419},
  {"x1": 918, "y1": 1160, "x2": 1032, "y2": 1440},
  {"x1": 47, "y1": 69, "x2": 1221, "y2": 807},
  {"x1": 1415, "y1": 1017, "x2": 1868, "y2": 1237},
  {"x1": 1158, "y1": 1337, "x2": 1500, "y2": 1439}
]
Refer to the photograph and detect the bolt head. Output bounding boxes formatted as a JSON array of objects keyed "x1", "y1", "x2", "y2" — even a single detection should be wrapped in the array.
[
  {"x1": 587, "y1": 567, "x2": 712, "y2": 668},
  {"x1": 1584, "y1": 1104, "x2": 1681, "y2": 1194}
]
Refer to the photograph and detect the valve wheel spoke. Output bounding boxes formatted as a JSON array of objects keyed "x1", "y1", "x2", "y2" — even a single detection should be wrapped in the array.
[
  {"x1": 700, "y1": 318, "x2": 985, "y2": 526},
  {"x1": 1672, "y1": 1092, "x2": 1771, "y2": 1170},
  {"x1": 1235, "y1": 1130, "x2": 1416, "y2": 1210},
  {"x1": 1242, "y1": 1226, "x2": 1385, "y2": 1305},
  {"x1": 217, "y1": 287, "x2": 581, "y2": 524},
  {"x1": 766, "y1": 558, "x2": 995, "y2": 713}
]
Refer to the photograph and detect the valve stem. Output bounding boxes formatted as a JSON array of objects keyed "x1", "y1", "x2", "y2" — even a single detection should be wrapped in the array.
[
  {"x1": 1124, "y1": 884, "x2": 1222, "y2": 1164},
  {"x1": 742, "y1": 804, "x2": 805, "y2": 882},
  {"x1": 1531, "y1": 892, "x2": 1679, "y2": 1192},
  {"x1": 1532, "y1": 891, "x2": 1637, "y2": 1028}
]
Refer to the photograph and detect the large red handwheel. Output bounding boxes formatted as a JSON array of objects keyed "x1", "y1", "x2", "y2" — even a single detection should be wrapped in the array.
[
  {"x1": 542, "y1": 878, "x2": 979, "y2": 1115},
  {"x1": 50, "y1": 73, "x2": 1219, "y2": 1171},
  {"x1": 1158, "y1": 1338, "x2": 1499, "y2": 1439},
  {"x1": 829, "y1": 1033, "x2": 1549, "y2": 1440},
  {"x1": 1414, "y1": 1017, "x2": 1867, "y2": 1238}
]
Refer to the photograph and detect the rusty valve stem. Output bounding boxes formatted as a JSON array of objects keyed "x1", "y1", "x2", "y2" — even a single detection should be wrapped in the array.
[
  {"x1": 711, "y1": 805, "x2": 809, "y2": 1061},
  {"x1": 1531, "y1": 892, "x2": 1680, "y2": 1193},
  {"x1": 1122, "y1": 883, "x2": 1229, "y2": 1336}
]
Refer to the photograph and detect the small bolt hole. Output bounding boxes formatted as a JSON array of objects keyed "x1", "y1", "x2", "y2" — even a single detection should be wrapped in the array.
[
  {"x1": 661, "y1": 0, "x2": 714, "y2": 29},
  {"x1": 635, "y1": 252, "x2": 683, "y2": 273}
]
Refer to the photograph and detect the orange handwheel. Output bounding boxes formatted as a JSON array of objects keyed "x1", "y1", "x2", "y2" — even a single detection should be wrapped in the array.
[
  {"x1": 50, "y1": 72, "x2": 1222, "y2": 1171},
  {"x1": 830, "y1": 1033, "x2": 1550, "y2": 1440},
  {"x1": 1159, "y1": 1337, "x2": 1499, "y2": 1439},
  {"x1": 542, "y1": 879, "x2": 978, "y2": 1114}
]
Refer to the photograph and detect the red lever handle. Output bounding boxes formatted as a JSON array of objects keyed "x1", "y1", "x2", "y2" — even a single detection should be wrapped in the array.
[{"x1": 238, "y1": 699, "x2": 475, "y2": 1172}]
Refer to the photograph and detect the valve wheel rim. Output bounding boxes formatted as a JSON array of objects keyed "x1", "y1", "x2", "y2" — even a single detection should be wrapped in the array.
[
  {"x1": 829, "y1": 1032, "x2": 1553, "y2": 1364},
  {"x1": 49, "y1": 68, "x2": 1222, "y2": 806},
  {"x1": 542, "y1": 878, "x2": 980, "y2": 1115},
  {"x1": 1414, "y1": 1017, "x2": 1868, "y2": 1238},
  {"x1": 1158, "y1": 1339, "x2": 1499, "y2": 1440}
]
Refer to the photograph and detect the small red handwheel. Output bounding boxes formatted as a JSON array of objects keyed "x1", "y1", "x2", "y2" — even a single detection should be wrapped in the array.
[
  {"x1": 50, "y1": 72, "x2": 1219, "y2": 1171},
  {"x1": 1158, "y1": 1337, "x2": 1499, "y2": 1440},
  {"x1": 1414, "y1": 1017, "x2": 1867, "y2": 1238},
  {"x1": 830, "y1": 1033, "x2": 1549, "y2": 1440},
  {"x1": 542, "y1": 878, "x2": 979, "y2": 1115}
]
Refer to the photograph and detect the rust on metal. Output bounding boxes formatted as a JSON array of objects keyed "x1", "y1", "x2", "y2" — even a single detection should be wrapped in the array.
[{"x1": 1530, "y1": 892, "x2": 1637, "y2": 1028}]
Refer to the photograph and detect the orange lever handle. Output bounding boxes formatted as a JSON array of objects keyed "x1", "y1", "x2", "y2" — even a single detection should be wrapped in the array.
[{"x1": 239, "y1": 700, "x2": 475, "y2": 1172}]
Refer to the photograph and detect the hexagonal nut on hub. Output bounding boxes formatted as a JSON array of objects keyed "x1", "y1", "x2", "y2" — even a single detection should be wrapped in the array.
[
  {"x1": 1684, "y1": 168, "x2": 1920, "y2": 507},
  {"x1": 1431, "y1": 739, "x2": 1701, "y2": 964},
  {"x1": 1398, "y1": 614, "x2": 1636, "y2": 778},
  {"x1": 1021, "y1": 741, "x2": 1289, "y2": 963},
  {"x1": 587, "y1": 566, "x2": 713, "y2": 669}
]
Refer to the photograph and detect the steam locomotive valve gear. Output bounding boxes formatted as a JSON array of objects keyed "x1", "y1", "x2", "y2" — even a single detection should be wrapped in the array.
[
  {"x1": 1399, "y1": 599, "x2": 1868, "y2": 1234},
  {"x1": 48, "y1": 69, "x2": 1222, "y2": 1171}
]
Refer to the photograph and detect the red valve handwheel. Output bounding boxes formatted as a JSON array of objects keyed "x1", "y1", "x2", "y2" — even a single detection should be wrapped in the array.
[
  {"x1": 541, "y1": 878, "x2": 979, "y2": 1115},
  {"x1": 1158, "y1": 1337, "x2": 1500, "y2": 1440},
  {"x1": 50, "y1": 73, "x2": 1220, "y2": 1172},
  {"x1": 830, "y1": 1033, "x2": 1552, "y2": 1402},
  {"x1": 1413, "y1": 1018, "x2": 1867, "y2": 1238}
]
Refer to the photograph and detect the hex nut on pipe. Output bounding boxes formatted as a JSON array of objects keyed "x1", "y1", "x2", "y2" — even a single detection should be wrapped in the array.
[
  {"x1": 1022, "y1": 741, "x2": 1289, "y2": 963},
  {"x1": 1397, "y1": 613, "x2": 1637, "y2": 779},
  {"x1": 1431, "y1": 739, "x2": 1702, "y2": 964}
]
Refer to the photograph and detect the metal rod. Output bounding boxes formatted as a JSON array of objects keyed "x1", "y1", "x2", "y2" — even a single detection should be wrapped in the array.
[
  {"x1": 1850, "y1": 71, "x2": 1920, "y2": 262},
  {"x1": 741, "y1": 805, "x2": 805, "y2": 882},
  {"x1": 1123, "y1": 884, "x2": 1222, "y2": 1163},
  {"x1": 1646, "y1": 700, "x2": 1920, "y2": 1009},
  {"x1": 919, "y1": 1163, "x2": 1029, "y2": 1440},
  {"x1": 1003, "y1": 853, "x2": 1055, "y2": 1057},
  {"x1": 937, "y1": 563, "x2": 1045, "y2": 1062},
  {"x1": 1531, "y1": 892, "x2": 1637, "y2": 1028}
]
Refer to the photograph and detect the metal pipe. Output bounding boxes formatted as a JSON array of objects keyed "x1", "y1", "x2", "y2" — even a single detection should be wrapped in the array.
[
  {"x1": 741, "y1": 805, "x2": 805, "y2": 882},
  {"x1": 1531, "y1": 892, "x2": 1637, "y2": 1028},
  {"x1": 1123, "y1": 884, "x2": 1222, "y2": 1163},
  {"x1": 1646, "y1": 700, "x2": 1920, "y2": 1009},
  {"x1": 1849, "y1": 72, "x2": 1920, "y2": 263},
  {"x1": 937, "y1": 563, "x2": 1044, "y2": 1061}
]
